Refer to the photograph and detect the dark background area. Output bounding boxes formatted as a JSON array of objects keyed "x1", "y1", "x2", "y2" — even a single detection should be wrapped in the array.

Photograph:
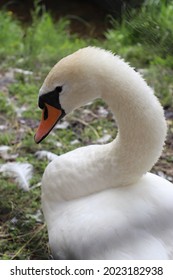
[{"x1": 0, "y1": 0, "x2": 143, "y2": 37}]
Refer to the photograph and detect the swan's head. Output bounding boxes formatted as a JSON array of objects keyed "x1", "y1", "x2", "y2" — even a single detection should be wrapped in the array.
[{"x1": 34, "y1": 47, "x2": 107, "y2": 143}]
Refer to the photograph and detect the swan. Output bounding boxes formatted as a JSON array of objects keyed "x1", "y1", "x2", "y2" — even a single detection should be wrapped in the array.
[{"x1": 35, "y1": 47, "x2": 173, "y2": 260}]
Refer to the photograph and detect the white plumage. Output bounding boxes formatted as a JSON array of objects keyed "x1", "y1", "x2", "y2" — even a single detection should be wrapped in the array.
[
  {"x1": 35, "y1": 47, "x2": 173, "y2": 259},
  {"x1": 0, "y1": 162, "x2": 33, "y2": 191},
  {"x1": 35, "y1": 150, "x2": 58, "y2": 162}
]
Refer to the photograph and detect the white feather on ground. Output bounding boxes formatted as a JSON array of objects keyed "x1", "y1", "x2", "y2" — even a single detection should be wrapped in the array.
[
  {"x1": 35, "y1": 150, "x2": 58, "y2": 161},
  {"x1": 0, "y1": 146, "x2": 11, "y2": 159},
  {"x1": 0, "y1": 145, "x2": 18, "y2": 160},
  {"x1": 0, "y1": 162, "x2": 33, "y2": 191}
]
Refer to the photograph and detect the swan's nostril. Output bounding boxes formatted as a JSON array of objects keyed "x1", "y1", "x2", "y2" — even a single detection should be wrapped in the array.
[{"x1": 43, "y1": 105, "x2": 48, "y2": 120}]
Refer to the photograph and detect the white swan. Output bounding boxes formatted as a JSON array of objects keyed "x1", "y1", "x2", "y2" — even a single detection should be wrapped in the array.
[{"x1": 35, "y1": 47, "x2": 173, "y2": 260}]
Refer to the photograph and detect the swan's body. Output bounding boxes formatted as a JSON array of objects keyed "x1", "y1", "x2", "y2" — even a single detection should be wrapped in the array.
[{"x1": 35, "y1": 47, "x2": 173, "y2": 259}]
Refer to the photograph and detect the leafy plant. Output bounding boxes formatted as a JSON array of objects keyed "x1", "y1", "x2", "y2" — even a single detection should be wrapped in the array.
[
  {"x1": 0, "y1": 11, "x2": 23, "y2": 65},
  {"x1": 23, "y1": 6, "x2": 87, "y2": 70},
  {"x1": 128, "y1": 0, "x2": 173, "y2": 57},
  {"x1": 104, "y1": 0, "x2": 173, "y2": 67}
]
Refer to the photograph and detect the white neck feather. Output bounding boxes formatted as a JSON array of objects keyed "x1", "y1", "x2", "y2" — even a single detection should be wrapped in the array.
[{"x1": 100, "y1": 58, "x2": 167, "y2": 185}]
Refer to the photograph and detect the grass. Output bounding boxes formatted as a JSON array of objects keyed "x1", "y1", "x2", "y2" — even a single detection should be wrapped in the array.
[
  {"x1": 0, "y1": 182, "x2": 48, "y2": 260},
  {"x1": 0, "y1": 1, "x2": 173, "y2": 259}
]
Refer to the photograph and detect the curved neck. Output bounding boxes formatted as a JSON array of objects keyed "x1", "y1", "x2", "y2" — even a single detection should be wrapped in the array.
[{"x1": 100, "y1": 60, "x2": 167, "y2": 185}]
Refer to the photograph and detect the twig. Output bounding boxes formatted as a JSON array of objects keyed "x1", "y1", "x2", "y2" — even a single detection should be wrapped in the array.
[
  {"x1": 11, "y1": 223, "x2": 46, "y2": 260},
  {"x1": 70, "y1": 116, "x2": 100, "y2": 139}
]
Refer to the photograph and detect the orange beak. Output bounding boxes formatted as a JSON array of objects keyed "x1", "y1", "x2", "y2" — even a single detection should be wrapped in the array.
[{"x1": 34, "y1": 103, "x2": 63, "y2": 144}]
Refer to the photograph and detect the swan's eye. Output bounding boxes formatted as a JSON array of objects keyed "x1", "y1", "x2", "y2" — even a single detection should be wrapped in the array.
[{"x1": 56, "y1": 86, "x2": 63, "y2": 94}]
